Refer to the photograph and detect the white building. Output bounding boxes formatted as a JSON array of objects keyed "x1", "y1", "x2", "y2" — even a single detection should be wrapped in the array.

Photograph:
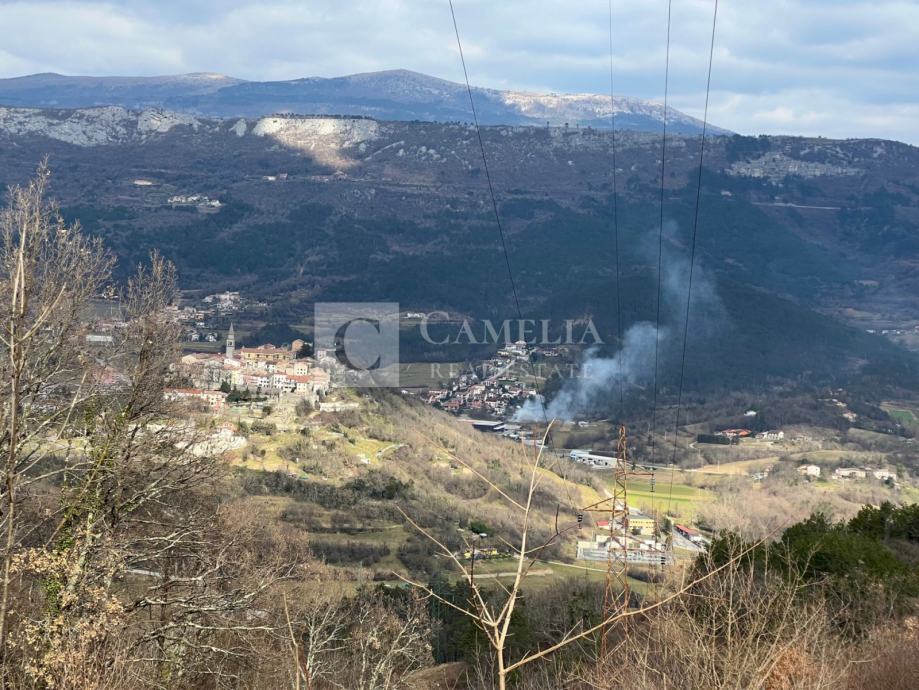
[
  {"x1": 576, "y1": 533, "x2": 671, "y2": 564},
  {"x1": 164, "y1": 388, "x2": 227, "y2": 411},
  {"x1": 834, "y1": 467, "x2": 866, "y2": 480},
  {"x1": 568, "y1": 450, "x2": 617, "y2": 469},
  {"x1": 319, "y1": 401, "x2": 360, "y2": 412},
  {"x1": 271, "y1": 373, "x2": 291, "y2": 390}
]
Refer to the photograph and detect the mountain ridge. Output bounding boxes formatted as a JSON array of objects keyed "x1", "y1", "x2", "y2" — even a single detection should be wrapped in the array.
[{"x1": 0, "y1": 68, "x2": 728, "y2": 135}]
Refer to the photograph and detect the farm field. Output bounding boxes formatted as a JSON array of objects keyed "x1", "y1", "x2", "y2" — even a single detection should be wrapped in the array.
[
  {"x1": 470, "y1": 559, "x2": 660, "y2": 596},
  {"x1": 692, "y1": 457, "x2": 776, "y2": 475},
  {"x1": 613, "y1": 476, "x2": 713, "y2": 520},
  {"x1": 693, "y1": 448, "x2": 887, "y2": 476},
  {"x1": 396, "y1": 361, "x2": 466, "y2": 387},
  {"x1": 882, "y1": 402, "x2": 919, "y2": 427}
]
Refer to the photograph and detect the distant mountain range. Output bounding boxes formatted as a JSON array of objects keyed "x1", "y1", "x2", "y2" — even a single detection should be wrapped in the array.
[{"x1": 0, "y1": 69, "x2": 727, "y2": 135}]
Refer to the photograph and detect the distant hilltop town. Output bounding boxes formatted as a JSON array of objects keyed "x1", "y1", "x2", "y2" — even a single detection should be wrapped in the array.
[{"x1": 169, "y1": 324, "x2": 331, "y2": 411}]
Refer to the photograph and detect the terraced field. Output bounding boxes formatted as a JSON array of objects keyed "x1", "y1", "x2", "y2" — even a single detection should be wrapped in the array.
[{"x1": 883, "y1": 402, "x2": 919, "y2": 427}]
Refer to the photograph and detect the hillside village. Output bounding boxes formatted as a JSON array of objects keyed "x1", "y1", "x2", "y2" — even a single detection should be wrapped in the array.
[
  {"x1": 174, "y1": 324, "x2": 331, "y2": 410},
  {"x1": 415, "y1": 340, "x2": 541, "y2": 418},
  {"x1": 727, "y1": 151, "x2": 861, "y2": 184},
  {"x1": 87, "y1": 294, "x2": 334, "y2": 412},
  {"x1": 162, "y1": 296, "x2": 553, "y2": 424},
  {"x1": 79, "y1": 286, "x2": 917, "y2": 579}
]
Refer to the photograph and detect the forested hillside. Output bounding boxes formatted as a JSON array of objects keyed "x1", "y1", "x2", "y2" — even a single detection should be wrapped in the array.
[
  {"x1": 1, "y1": 168, "x2": 918, "y2": 689},
  {"x1": 1, "y1": 110, "x2": 918, "y2": 400}
]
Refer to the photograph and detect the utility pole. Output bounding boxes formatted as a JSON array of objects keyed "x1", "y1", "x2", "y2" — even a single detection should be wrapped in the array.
[
  {"x1": 578, "y1": 424, "x2": 659, "y2": 661},
  {"x1": 601, "y1": 424, "x2": 631, "y2": 659}
]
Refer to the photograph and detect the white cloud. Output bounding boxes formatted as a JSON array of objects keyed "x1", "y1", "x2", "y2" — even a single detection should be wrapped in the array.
[
  {"x1": 693, "y1": 88, "x2": 919, "y2": 142},
  {"x1": 0, "y1": 0, "x2": 916, "y2": 143}
]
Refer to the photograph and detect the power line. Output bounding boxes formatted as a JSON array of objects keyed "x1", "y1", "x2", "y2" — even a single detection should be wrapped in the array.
[
  {"x1": 448, "y1": 0, "x2": 523, "y2": 322},
  {"x1": 448, "y1": 0, "x2": 575, "y2": 508},
  {"x1": 602, "y1": 2, "x2": 638, "y2": 636},
  {"x1": 607, "y1": 0, "x2": 625, "y2": 415},
  {"x1": 648, "y1": 0, "x2": 673, "y2": 465},
  {"x1": 667, "y1": 0, "x2": 719, "y2": 515}
]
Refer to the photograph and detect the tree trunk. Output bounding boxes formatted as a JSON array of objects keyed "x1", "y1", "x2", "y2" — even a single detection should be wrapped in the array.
[{"x1": 0, "y1": 359, "x2": 21, "y2": 679}]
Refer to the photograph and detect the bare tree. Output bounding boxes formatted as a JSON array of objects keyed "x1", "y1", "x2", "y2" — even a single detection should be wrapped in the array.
[
  {"x1": 0, "y1": 167, "x2": 296, "y2": 689},
  {"x1": 582, "y1": 547, "x2": 852, "y2": 690},
  {"x1": 340, "y1": 589, "x2": 432, "y2": 690},
  {"x1": 287, "y1": 591, "x2": 346, "y2": 689},
  {"x1": 0, "y1": 163, "x2": 111, "y2": 680},
  {"x1": 397, "y1": 429, "x2": 767, "y2": 690}
]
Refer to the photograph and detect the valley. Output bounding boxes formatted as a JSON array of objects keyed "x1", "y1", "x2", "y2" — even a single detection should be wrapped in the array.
[
  {"x1": 3, "y1": 0, "x2": 919, "y2": 683},
  {"x1": 40, "y1": 103, "x2": 915, "y2": 598},
  {"x1": 1, "y1": 107, "x2": 916, "y2": 398},
  {"x1": 3, "y1": 85, "x2": 919, "y2": 689}
]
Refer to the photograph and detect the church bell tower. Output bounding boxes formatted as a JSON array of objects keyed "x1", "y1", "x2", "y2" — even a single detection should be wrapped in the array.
[{"x1": 226, "y1": 323, "x2": 235, "y2": 360}]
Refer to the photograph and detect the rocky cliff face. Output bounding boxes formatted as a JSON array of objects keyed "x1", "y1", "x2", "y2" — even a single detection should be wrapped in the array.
[
  {"x1": 0, "y1": 107, "x2": 385, "y2": 161},
  {"x1": 251, "y1": 117, "x2": 380, "y2": 167},
  {"x1": 0, "y1": 106, "x2": 203, "y2": 146}
]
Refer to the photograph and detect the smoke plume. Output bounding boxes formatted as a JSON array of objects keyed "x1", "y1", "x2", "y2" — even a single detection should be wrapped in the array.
[{"x1": 515, "y1": 223, "x2": 725, "y2": 422}]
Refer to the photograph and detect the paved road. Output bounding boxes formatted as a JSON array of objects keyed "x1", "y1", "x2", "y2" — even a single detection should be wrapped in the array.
[
  {"x1": 544, "y1": 560, "x2": 609, "y2": 574},
  {"x1": 752, "y1": 201, "x2": 841, "y2": 211},
  {"x1": 471, "y1": 568, "x2": 552, "y2": 580},
  {"x1": 671, "y1": 529, "x2": 706, "y2": 553}
]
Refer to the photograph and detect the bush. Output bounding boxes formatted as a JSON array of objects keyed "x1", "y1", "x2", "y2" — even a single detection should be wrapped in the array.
[
  {"x1": 310, "y1": 540, "x2": 391, "y2": 566},
  {"x1": 345, "y1": 471, "x2": 412, "y2": 500},
  {"x1": 467, "y1": 520, "x2": 490, "y2": 535},
  {"x1": 250, "y1": 421, "x2": 277, "y2": 436},
  {"x1": 295, "y1": 399, "x2": 314, "y2": 417},
  {"x1": 397, "y1": 536, "x2": 437, "y2": 576}
]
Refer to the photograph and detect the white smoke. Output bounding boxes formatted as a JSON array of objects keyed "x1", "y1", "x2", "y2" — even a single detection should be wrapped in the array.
[
  {"x1": 515, "y1": 224, "x2": 726, "y2": 423},
  {"x1": 515, "y1": 322, "x2": 662, "y2": 422}
]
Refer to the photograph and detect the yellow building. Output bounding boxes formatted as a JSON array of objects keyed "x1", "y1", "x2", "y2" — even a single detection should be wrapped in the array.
[
  {"x1": 628, "y1": 514, "x2": 656, "y2": 535},
  {"x1": 238, "y1": 345, "x2": 291, "y2": 363},
  {"x1": 597, "y1": 512, "x2": 656, "y2": 536}
]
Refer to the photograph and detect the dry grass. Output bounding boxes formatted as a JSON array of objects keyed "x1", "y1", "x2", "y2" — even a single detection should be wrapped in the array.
[{"x1": 845, "y1": 620, "x2": 919, "y2": 690}]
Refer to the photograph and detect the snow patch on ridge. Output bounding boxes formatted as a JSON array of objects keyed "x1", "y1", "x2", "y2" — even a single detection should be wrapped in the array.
[{"x1": 500, "y1": 90, "x2": 709, "y2": 131}]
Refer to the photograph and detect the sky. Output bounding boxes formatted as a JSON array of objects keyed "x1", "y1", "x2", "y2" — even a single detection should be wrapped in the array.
[{"x1": 0, "y1": 0, "x2": 917, "y2": 144}]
